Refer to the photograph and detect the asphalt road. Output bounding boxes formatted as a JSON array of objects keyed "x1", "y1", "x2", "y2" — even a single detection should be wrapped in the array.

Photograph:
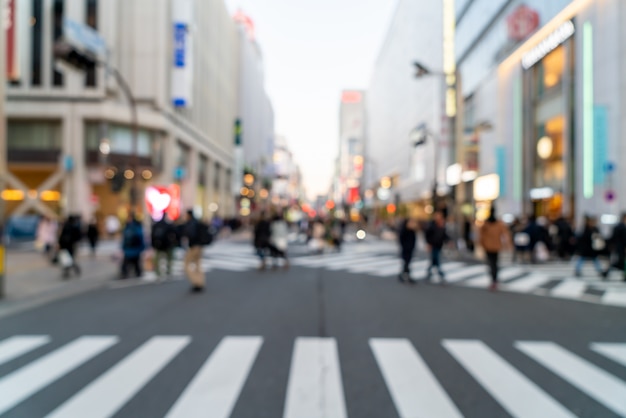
[{"x1": 0, "y1": 243, "x2": 625, "y2": 418}]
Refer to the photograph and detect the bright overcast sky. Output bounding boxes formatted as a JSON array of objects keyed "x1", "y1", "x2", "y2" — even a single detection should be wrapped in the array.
[{"x1": 225, "y1": 0, "x2": 397, "y2": 200}]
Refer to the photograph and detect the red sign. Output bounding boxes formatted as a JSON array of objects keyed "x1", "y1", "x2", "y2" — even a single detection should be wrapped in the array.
[
  {"x1": 507, "y1": 5, "x2": 539, "y2": 41},
  {"x1": 5, "y1": 0, "x2": 19, "y2": 81},
  {"x1": 347, "y1": 187, "x2": 360, "y2": 205},
  {"x1": 145, "y1": 184, "x2": 181, "y2": 221}
]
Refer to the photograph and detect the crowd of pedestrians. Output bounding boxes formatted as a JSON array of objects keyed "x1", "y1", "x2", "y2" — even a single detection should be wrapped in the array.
[{"x1": 396, "y1": 209, "x2": 626, "y2": 291}]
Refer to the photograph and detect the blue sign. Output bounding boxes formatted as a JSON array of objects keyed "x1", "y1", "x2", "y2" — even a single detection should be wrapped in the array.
[
  {"x1": 174, "y1": 167, "x2": 186, "y2": 181},
  {"x1": 604, "y1": 161, "x2": 616, "y2": 173},
  {"x1": 173, "y1": 23, "x2": 187, "y2": 68}
]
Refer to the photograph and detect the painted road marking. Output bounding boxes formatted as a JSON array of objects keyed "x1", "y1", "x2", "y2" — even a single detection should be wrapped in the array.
[{"x1": 0, "y1": 336, "x2": 50, "y2": 366}]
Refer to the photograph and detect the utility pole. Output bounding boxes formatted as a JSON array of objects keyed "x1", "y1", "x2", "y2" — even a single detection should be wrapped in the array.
[{"x1": 0, "y1": 1, "x2": 7, "y2": 298}]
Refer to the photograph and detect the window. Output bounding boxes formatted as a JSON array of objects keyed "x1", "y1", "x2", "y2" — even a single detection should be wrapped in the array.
[
  {"x1": 52, "y1": 0, "x2": 64, "y2": 87},
  {"x1": 85, "y1": 0, "x2": 98, "y2": 87},
  {"x1": 214, "y1": 163, "x2": 221, "y2": 189},
  {"x1": 8, "y1": 121, "x2": 62, "y2": 150},
  {"x1": 31, "y1": 0, "x2": 43, "y2": 86}
]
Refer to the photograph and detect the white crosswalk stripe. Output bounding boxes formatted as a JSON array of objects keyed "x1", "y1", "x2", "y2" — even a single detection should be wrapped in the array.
[
  {"x1": 47, "y1": 336, "x2": 190, "y2": 418},
  {"x1": 370, "y1": 338, "x2": 463, "y2": 418},
  {"x1": 166, "y1": 336, "x2": 263, "y2": 418},
  {"x1": 284, "y1": 337, "x2": 347, "y2": 418},
  {"x1": 443, "y1": 339, "x2": 576, "y2": 418},
  {"x1": 0, "y1": 335, "x2": 625, "y2": 417},
  {"x1": 0, "y1": 335, "x2": 50, "y2": 366},
  {"x1": 0, "y1": 336, "x2": 118, "y2": 415},
  {"x1": 591, "y1": 342, "x2": 626, "y2": 367},
  {"x1": 516, "y1": 341, "x2": 626, "y2": 417}
]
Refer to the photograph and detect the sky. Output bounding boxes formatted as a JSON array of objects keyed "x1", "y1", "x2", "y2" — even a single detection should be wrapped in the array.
[{"x1": 225, "y1": 0, "x2": 397, "y2": 200}]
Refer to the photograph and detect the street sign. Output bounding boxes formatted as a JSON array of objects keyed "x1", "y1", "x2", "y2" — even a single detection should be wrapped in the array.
[
  {"x1": 605, "y1": 190, "x2": 615, "y2": 202},
  {"x1": 63, "y1": 18, "x2": 106, "y2": 58},
  {"x1": 604, "y1": 161, "x2": 616, "y2": 173}
]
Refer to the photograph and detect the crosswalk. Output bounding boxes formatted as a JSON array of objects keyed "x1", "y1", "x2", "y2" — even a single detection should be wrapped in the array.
[
  {"x1": 1, "y1": 334, "x2": 625, "y2": 417},
  {"x1": 290, "y1": 249, "x2": 626, "y2": 308}
]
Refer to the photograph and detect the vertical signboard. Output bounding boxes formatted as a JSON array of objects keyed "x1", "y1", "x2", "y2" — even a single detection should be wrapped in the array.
[
  {"x1": 171, "y1": 0, "x2": 193, "y2": 107},
  {"x1": 4, "y1": 0, "x2": 19, "y2": 81}
]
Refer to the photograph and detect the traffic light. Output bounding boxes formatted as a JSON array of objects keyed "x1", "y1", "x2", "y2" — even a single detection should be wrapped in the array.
[{"x1": 111, "y1": 171, "x2": 125, "y2": 193}]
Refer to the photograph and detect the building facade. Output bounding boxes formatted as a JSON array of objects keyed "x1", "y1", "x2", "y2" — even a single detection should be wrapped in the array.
[
  {"x1": 366, "y1": 0, "x2": 447, "y2": 218},
  {"x1": 234, "y1": 10, "x2": 275, "y2": 198},
  {"x1": 455, "y1": 0, "x2": 626, "y2": 225},
  {"x1": 338, "y1": 90, "x2": 366, "y2": 211},
  {"x1": 4, "y1": 0, "x2": 239, "y2": 227}
]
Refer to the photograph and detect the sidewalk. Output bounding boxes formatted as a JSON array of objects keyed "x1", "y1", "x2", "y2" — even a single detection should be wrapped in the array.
[{"x1": 0, "y1": 242, "x2": 120, "y2": 319}]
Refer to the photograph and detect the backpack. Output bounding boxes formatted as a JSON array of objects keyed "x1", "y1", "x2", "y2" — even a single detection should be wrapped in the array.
[
  {"x1": 197, "y1": 222, "x2": 214, "y2": 246},
  {"x1": 123, "y1": 225, "x2": 142, "y2": 249},
  {"x1": 152, "y1": 222, "x2": 170, "y2": 251}
]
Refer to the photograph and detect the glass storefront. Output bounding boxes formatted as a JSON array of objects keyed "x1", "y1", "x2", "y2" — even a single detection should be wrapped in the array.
[{"x1": 527, "y1": 39, "x2": 574, "y2": 219}]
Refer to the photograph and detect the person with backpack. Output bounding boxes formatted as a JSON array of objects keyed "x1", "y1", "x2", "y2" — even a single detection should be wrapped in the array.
[
  {"x1": 121, "y1": 213, "x2": 146, "y2": 279},
  {"x1": 253, "y1": 212, "x2": 271, "y2": 270},
  {"x1": 58, "y1": 215, "x2": 83, "y2": 279},
  {"x1": 182, "y1": 210, "x2": 207, "y2": 293},
  {"x1": 151, "y1": 214, "x2": 177, "y2": 278}
]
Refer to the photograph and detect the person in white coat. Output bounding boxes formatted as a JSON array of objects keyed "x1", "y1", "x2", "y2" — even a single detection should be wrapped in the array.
[{"x1": 36, "y1": 216, "x2": 58, "y2": 259}]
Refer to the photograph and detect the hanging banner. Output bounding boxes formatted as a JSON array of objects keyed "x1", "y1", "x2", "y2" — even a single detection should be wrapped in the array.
[
  {"x1": 5, "y1": 0, "x2": 19, "y2": 81},
  {"x1": 171, "y1": 0, "x2": 193, "y2": 107}
]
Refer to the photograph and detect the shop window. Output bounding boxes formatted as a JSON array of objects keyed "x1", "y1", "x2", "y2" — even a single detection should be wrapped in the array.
[{"x1": 535, "y1": 45, "x2": 565, "y2": 98}]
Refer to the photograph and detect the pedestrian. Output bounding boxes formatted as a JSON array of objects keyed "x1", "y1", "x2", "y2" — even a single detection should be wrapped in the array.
[
  {"x1": 36, "y1": 216, "x2": 58, "y2": 260},
  {"x1": 151, "y1": 213, "x2": 177, "y2": 278},
  {"x1": 479, "y1": 208, "x2": 511, "y2": 291},
  {"x1": 182, "y1": 210, "x2": 205, "y2": 292},
  {"x1": 604, "y1": 212, "x2": 626, "y2": 281},
  {"x1": 253, "y1": 212, "x2": 271, "y2": 270},
  {"x1": 120, "y1": 213, "x2": 145, "y2": 279},
  {"x1": 398, "y1": 218, "x2": 418, "y2": 284},
  {"x1": 424, "y1": 211, "x2": 449, "y2": 284},
  {"x1": 58, "y1": 215, "x2": 82, "y2": 279},
  {"x1": 511, "y1": 217, "x2": 530, "y2": 263},
  {"x1": 86, "y1": 217, "x2": 99, "y2": 256},
  {"x1": 269, "y1": 213, "x2": 290, "y2": 268},
  {"x1": 462, "y1": 215, "x2": 474, "y2": 252},
  {"x1": 105, "y1": 214, "x2": 120, "y2": 239},
  {"x1": 554, "y1": 216, "x2": 575, "y2": 260},
  {"x1": 574, "y1": 215, "x2": 606, "y2": 278}
]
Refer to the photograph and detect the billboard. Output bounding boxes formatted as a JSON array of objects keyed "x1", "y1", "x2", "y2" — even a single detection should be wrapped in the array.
[
  {"x1": 145, "y1": 184, "x2": 181, "y2": 221},
  {"x1": 171, "y1": 0, "x2": 194, "y2": 108}
]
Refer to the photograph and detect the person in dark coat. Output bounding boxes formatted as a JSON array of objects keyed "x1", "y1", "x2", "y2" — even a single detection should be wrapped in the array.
[
  {"x1": 398, "y1": 218, "x2": 418, "y2": 284},
  {"x1": 554, "y1": 216, "x2": 575, "y2": 260},
  {"x1": 151, "y1": 214, "x2": 177, "y2": 277},
  {"x1": 254, "y1": 212, "x2": 272, "y2": 270},
  {"x1": 120, "y1": 213, "x2": 145, "y2": 279},
  {"x1": 604, "y1": 212, "x2": 626, "y2": 280},
  {"x1": 574, "y1": 215, "x2": 606, "y2": 278},
  {"x1": 86, "y1": 218, "x2": 99, "y2": 256},
  {"x1": 424, "y1": 211, "x2": 449, "y2": 284},
  {"x1": 58, "y1": 215, "x2": 83, "y2": 278}
]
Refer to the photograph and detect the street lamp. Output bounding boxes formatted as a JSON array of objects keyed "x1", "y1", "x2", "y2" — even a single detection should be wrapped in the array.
[
  {"x1": 54, "y1": 41, "x2": 141, "y2": 210},
  {"x1": 410, "y1": 124, "x2": 440, "y2": 212}
]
